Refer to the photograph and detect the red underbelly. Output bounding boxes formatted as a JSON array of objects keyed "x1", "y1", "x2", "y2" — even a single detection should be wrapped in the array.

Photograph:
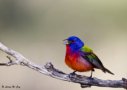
[{"x1": 65, "y1": 54, "x2": 94, "y2": 72}]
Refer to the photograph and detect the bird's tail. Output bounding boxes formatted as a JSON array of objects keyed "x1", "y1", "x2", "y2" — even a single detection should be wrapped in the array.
[{"x1": 104, "y1": 67, "x2": 114, "y2": 75}]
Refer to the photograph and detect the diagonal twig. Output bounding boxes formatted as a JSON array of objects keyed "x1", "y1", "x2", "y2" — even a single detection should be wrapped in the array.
[{"x1": 0, "y1": 42, "x2": 127, "y2": 89}]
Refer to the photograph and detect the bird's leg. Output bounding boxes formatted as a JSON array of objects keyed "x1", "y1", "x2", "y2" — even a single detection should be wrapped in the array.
[
  {"x1": 87, "y1": 69, "x2": 95, "y2": 86},
  {"x1": 69, "y1": 71, "x2": 77, "y2": 78},
  {"x1": 69, "y1": 71, "x2": 77, "y2": 75},
  {"x1": 89, "y1": 69, "x2": 94, "y2": 79},
  {"x1": 89, "y1": 70, "x2": 93, "y2": 79}
]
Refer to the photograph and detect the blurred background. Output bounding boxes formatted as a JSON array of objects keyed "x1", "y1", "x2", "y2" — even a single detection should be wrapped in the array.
[{"x1": 0, "y1": 0, "x2": 127, "y2": 90}]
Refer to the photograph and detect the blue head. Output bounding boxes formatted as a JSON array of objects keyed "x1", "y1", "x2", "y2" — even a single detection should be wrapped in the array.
[{"x1": 63, "y1": 36, "x2": 84, "y2": 49}]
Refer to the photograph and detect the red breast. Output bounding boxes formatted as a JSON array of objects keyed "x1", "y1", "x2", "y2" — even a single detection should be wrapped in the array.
[{"x1": 65, "y1": 45, "x2": 94, "y2": 72}]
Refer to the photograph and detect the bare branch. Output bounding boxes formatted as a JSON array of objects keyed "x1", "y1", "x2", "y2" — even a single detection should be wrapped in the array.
[{"x1": 0, "y1": 42, "x2": 127, "y2": 89}]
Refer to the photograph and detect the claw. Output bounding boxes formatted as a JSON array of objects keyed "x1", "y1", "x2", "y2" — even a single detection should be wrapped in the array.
[
  {"x1": 69, "y1": 71, "x2": 76, "y2": 75},
  {"x1": 87, "y1": 70, "x2": 94, "y2": 86},
  {"x1": 69, "y1": 71, "x2": 77, "y2": 78}
]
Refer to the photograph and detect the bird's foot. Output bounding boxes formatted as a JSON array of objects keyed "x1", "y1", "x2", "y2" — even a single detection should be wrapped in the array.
[
  {"x1": 69, "y1": 71, "x2": 77, "y2": 78},
  {"x1": 87, "y1": 76, "x2": 93, "y2": 87},
  {"x1": 87, "y1": 69, "x2": 94, "y2": 86},
  {"x1": 87, "y1": 75, "x2": 93, "y2": 80},
  {"x1": 81, "y1": 76, "x2": 93, "y2": 88},
  {"x1": 70, "y1": 71, "x2": 76, "y2": 75}
]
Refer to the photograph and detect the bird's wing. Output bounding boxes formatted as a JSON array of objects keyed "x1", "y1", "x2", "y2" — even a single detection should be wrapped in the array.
[
  {"x1": 80, "y1": 45, "x2": 105, "y2": 72},
  {"x1": 80, "y1": 45, "x2": 114, "y2": 75}
]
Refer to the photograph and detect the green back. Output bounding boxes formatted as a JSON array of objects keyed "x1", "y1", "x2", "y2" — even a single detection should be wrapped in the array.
[{"x1": 80, "y1": 45, "x2": 105, "y2": 71}]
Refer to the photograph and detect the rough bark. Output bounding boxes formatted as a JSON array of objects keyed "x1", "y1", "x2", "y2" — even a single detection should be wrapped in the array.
[{"x1": 0, "y1": 42, "x2": 127, "y2": 89}]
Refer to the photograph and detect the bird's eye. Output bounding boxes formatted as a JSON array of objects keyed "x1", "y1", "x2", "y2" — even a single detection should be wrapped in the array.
[{"x1": 71, "y1": 40, "x2": 75, "y2": 43}]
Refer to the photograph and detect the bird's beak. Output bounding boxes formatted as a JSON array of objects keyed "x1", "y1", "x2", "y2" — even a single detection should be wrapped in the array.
[{"x1": 63, "y1": 39, "x2": 69, "y2": 45}]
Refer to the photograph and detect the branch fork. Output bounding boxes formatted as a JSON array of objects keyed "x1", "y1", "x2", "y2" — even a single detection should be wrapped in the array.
[{"x1": 0, "y1": 42, "x2": 127, "y2": 89}]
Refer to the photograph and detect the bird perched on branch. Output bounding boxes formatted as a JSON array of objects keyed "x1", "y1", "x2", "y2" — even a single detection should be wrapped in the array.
[{"x1": 63, "y1": 36, "x2": 114, "y2": 78}]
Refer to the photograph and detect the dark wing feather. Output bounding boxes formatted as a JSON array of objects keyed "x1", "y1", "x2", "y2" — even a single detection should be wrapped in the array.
[
  {"x1": 80, "y1": 45, "x2": 114, "y2": 75},
  {"x1": 81, "y1": 53, "x2": 106, "y2": 72}
]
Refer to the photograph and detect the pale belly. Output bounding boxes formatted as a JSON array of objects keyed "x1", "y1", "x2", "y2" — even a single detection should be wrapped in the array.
[{"x1": 65, "y1": 53, "x2": 94, "y2": 72}]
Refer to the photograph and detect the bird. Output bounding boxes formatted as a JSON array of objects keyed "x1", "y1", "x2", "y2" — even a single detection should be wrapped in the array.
[{"x1": 63, "y1": 36, "x2": 114, "y2": 78}]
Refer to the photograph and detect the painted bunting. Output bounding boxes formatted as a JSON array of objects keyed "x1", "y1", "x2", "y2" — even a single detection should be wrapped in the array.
[{"x1": 63, "y1": 36, "x2": 114, "y2": 78}]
